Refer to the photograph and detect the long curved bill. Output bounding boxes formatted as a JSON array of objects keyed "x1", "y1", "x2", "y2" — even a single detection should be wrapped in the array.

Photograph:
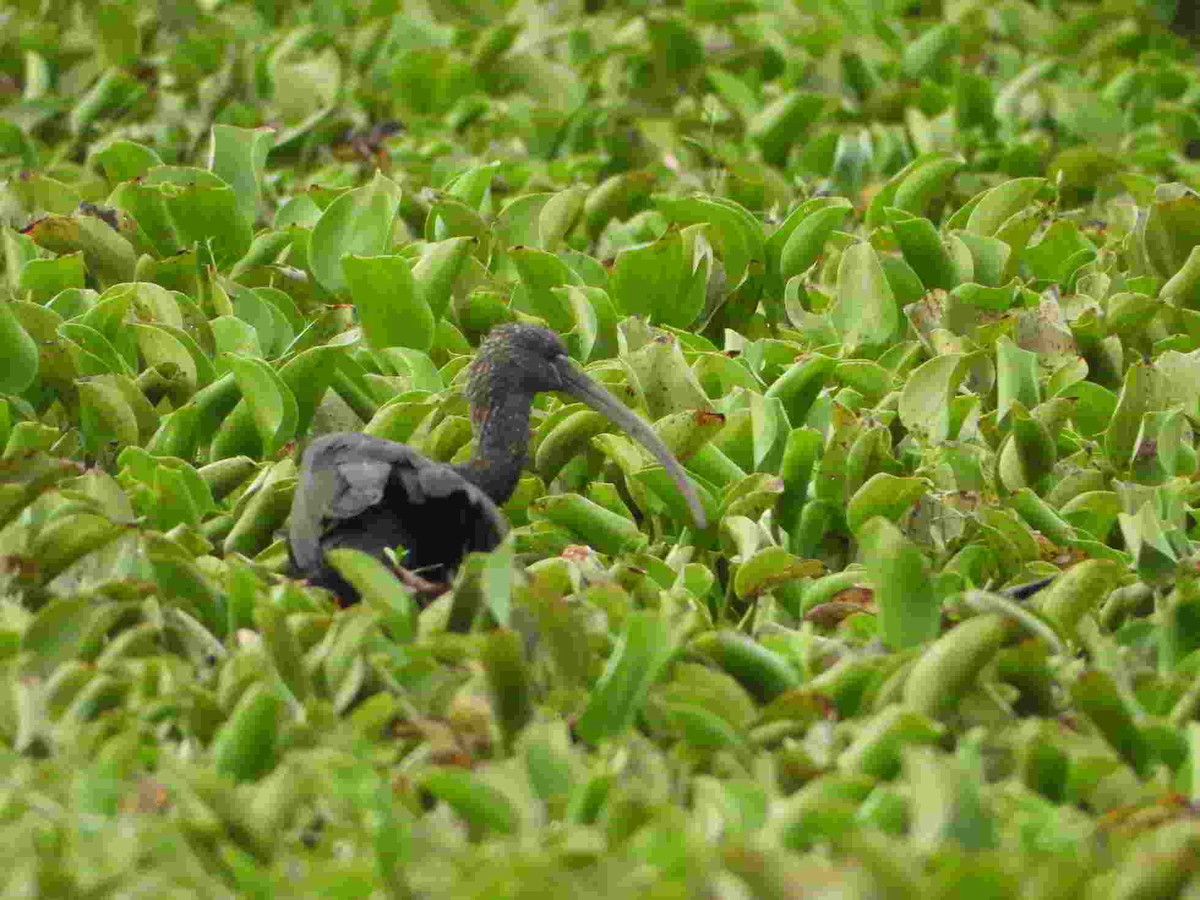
[{"x1": 555, "y1": 358, "x2": 708, "y2": 529}]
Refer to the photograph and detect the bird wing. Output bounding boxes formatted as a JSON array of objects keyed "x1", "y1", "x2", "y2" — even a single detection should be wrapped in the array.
[{"x1": 289, "y1": 433, "x2": 507, "y2": 572}]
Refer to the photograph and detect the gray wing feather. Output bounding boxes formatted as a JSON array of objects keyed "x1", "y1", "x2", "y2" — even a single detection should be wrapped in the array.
[
  {"x1": 328, "y1": 458, "x2": 394, "y2": 516},
  {"x1": 289, "y1": 432, "x2": 508, "y2": 571},
  {"x1": 290, "y1": 434, "x2": 420, "y2": 570}
]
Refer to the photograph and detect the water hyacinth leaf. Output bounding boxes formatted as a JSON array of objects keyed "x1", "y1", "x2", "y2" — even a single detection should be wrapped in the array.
[
  {"x1": 846, "y1": 474, "x2": 929, "y2": 535},
  {"x1": 1119, "y1": 502, "x2": 1180, "y2": 585},
  {"x1": 222, "y1": 459, "x2": 296, "y2": 557},
  {"x1": 0, "y1": 302, "x2": 40, "y2": 394},
  {"x1": 309, "y1": 171, "x2": 403, "y2": 294},
  {"x1": 147, "y1": 168, "x2": 254, "y2": 267},
  {"x1": 509, "y1": 246, "x2": 575, "y2": 333},
  {"x1": 1143, "y1": 183, "x2": 1200, "y2": 279},
  {"x1": 609, "y1": 230, "x2": 689, "y2": 324},
  {"x1": 1159, "y1": 245, "x2": 1200, "y2": 308},
  {"x1": 901, "y1": 22, "x2": 958, "y2": 79},
  {"x1": 732, "y1": 547, "x2": 823, "y2": 600},
  {"x1": 18, "y1": 253, "x2": 85, "y2": 302},
  {"x1": 343, "y1": 254, "x2": 433, "y2": 352},
  {"x1": 1031, "y1": 559, "x2": 1121, "y2": 641},
  {"x1": 20, "y1": 597, "x2": 93, "y2": 678},
  {"x1": 748, "y1": 91, "x2": 829, "y2": 165},
  {"x1": 26, "y1": 214, "x2": 138, "y2": 286},
  {"x1": 537, "y1": 185, "x2": 587, "y2": 249},
  {"x1": 890, "y1": 153, "x2": 964, "y2": 220},
  {"x1": 998, "y1": 404, "x2": 1057, "y2": 491},
  {"x1": 133, "y1": 324, "x2": 198, "y2": 397},
  {"x1": 664, "y1": 701, "x2": 746, "y2": 752},
  {"x1": 861, "y1": 517, "x2": 938, "y2": 650},
  {"x1": 898, "y1": 352, "x2": 972, "y2": 440},
  {"x1": 1024, "y1": 220, "x2": 1096, "y2": 284},
  {"x1": 903, "y1": 613, "x2": 1011, "y2": 718},
  {"x1": 653, "y1": 195, "x2": 763, "y2": 290},
  {"x1": 212, "y1": 683, "x2": 283, "y2": 783},
  {"x1": 224, "y1": 355, "x2": 298, "y2": 457},
  {"x1": 830, "y1": 242, "x2": 901, "y2": 352},
  {"x1": 749, "y1": 392, "x2": 786, "y2": 470},
  {"x1": 765, "y1": 199, "x2": 845, "y2": 277},
  {"x1": 763, "y1": 354, "x2": 835, "y2": 427},
  {"x1": 252, "y1": 605, "x2": 311, "y2": 702},
  {"x1": 838, "y1": 706, "x2": 945, "y2": 778},
  {"x1": 529, "y1": 494, "x2": 645, "y2": 555},
  {"x1": 208, "y1": 125, "x2": 275, "y2": 226},
  {"x1": 481, "y1": 538, "x2": 517, "y2": 627},
  {"x1": 1070, "y1": 670, "x2": 1149, "y2": 775},
  {"x1": 325, "y1": 549, "x2": 416, "y2": 642},
  {"x1": 778, "y1": 202, "x2": 852, "y2": 281},
  {"x1": 776, "y1": 426, "x2": 822, "y2": 537},
  {"x1": 692, "y1": 631, "x2": 799, "y2": 702},
  {"x1": 78, "y1": 378, "x2": 141, "y2": 447},
  {"x1": 965, "y1": 178, "x2": 1046, "y2": 237},
  {"x1": 277, "y1": 347, "x2": 337, "y2": 437},
  {"x1": 576, "y1": 611, "x2": 677, "y2": 743},
  {"x1": 482, "y1": 629, "x2": 534, "y2": 747},
  {"x1": 60, "y1": 322, "x2": 129, "y2": 375},
  {"x1": 412, "y1": 236, "x2": 473, "y2": 321},
  {"x1": 1009, "y1": 488, "x2": 1078, "y2": 547},
  {"x1": 995, "y1": 337, "x2": 1040, "y2": 419},
  {"x1": 534, "y1": 410, "x2": 610, "y2": 482},
  {"x1": 92, "y1": 139, "x2": 162, "y2": 182},
  {"x1": 31, "y1": 512, "x2": 124, "y2": 583},
  {"x1": 622, "y1": 332, "x2": 711, "y2": 419},
  {"x1": 888, "y1": 211, "x2": 960, "y2": 291},
  {"x1": 419, "y1": 769, "x2": 520, "y2": 836},
  {"x1": 632, "y1": 465, "x2": 719, "y2": 527},
  {"x1": 1104, "y1": 362, "x2": 1159, "y2": 471}
]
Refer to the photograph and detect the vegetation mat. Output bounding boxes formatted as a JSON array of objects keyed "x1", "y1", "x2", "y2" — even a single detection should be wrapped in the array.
[{"x1": 4, "y1": 0, "x2": 1200, "y2": 896}]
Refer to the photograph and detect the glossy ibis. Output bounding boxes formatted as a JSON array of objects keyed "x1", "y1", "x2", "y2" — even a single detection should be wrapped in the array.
[{"x1": 287, "y1": 323, "x2": 707, "y2": 603}]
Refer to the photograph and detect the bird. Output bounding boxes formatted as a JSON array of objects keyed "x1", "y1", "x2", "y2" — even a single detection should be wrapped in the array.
[{"x1": 286, "y1": 322, "x2": 708, "y2": 604}]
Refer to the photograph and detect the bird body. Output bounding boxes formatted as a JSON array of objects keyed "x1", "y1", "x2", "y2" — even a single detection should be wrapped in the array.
[
  {"x1": 286, "y1": 323, "x2": 707, "y2": 603},
  {"x1": 287, "y1": 433, "x2": 507, "y2": 598}
]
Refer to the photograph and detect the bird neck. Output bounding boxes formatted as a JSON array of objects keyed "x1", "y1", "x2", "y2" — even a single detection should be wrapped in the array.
[{"x1": 456, "y1": 391, "x2": 534, "y2": 504}]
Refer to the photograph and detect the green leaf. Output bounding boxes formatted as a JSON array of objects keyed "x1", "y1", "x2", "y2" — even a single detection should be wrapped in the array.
[
  {"x1": 830, "y1": 242, "x2": 901, "y2": 352},
  {"x1": 92, "y1": 139, "x2": 163, "y2": 182},
  {"x1": 0, "y1": 302, "x2": 40, "y2": 394},
  {"x1": 420, "y1": 769, "x2": 520, "y2": 836},
  {"x1": 965, "y1": 178, "x2": 1046, "y2": 237},
  {"x1": 224, "y1": 355, "x2": 298, "y2": 457},
  {"x1": 208, "y1": 125, "x2": 275, "y2": 227},
  {"x1": 343, "y1": 254, "x2": 433, "y2": 351},
  {"x1": 309, "y1": 172, "x2": 403, "y2": 294},
  {"x1": 846, "y1": 474, "x2": 929, "y2": 534},
  {"x1": 325, "y1": 549, "x2": 416, "y2": 642},
  {"x1": 146, "y1": 167, "x2": 254, "y2": 266},
  {"x1": 898, "y1": 352, "x2": 972, "y2": 440},
  {"x1": 17, "y1": 253, "x2": 85, "y2": 302},
  {"x1": 861, "y1": 517, "x2": 938, "y2": 650},
  {"x1": 413, "y1": 236, "x2": 474, "y2": 321},
  {"x1": 576, "y1": 611, "x2": 677, "y2": 743},
  {"x1": 212, "y1": 684, "x2": 282, "y2": 783}
]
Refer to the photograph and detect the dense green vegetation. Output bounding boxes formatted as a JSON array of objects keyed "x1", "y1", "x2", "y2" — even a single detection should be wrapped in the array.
[{"x1": 4, "y1": 0, "x2": 1200, "y2": 895}]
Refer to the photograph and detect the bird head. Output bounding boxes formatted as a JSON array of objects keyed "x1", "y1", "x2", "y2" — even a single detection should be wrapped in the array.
[
  {"x1": 467, "y1": 323, "x2": 708, "y2": 529},
  {"x1": 466, "y1": 322, "x2": 570, "y2": 402}
]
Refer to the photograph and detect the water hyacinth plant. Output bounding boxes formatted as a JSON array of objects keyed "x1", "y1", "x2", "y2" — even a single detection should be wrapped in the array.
[{"x1": 3, "y1": 0, "x2": 1200, "y2": 896}]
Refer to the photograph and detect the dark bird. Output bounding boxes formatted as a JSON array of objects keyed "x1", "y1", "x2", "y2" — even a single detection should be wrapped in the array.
[{"x1": 286, "y1": 323, "x2": 707, "y2": 603}]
